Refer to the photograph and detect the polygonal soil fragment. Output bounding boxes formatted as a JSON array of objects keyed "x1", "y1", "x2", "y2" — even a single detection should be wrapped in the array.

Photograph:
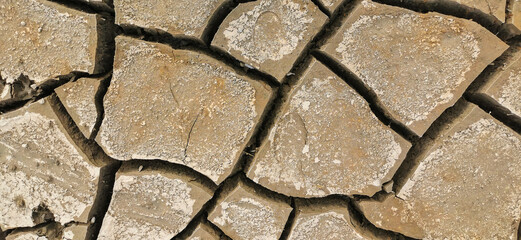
[
  {"x1": 55, "y1": 77, "x2": 102, "y2": 139},
  {"x1": 477, "y1": 51, "x2": 521, "y2": 117},
  {"x1": 247, "y1": 59, "x2": 411, "y2": 197},
  {"x1": 186, "y1": 221, "x2": 221, "y2": 240},
  {"x1": 318, "y1": 0, "x2": 343, "y2": 14},
  {"x1": 98, "y1": 167, "x2": 214, "y2": 240},
  {"x1": 0, "y1": 99, "x2": 100, "y2": 229},
  {"x1": 114, "y1": 0, "x2": 225, "y2": 39},
  {"x1": 451, "y1": 0, "x2": 506, "y2": 21},
  {"x1": 359, "y1": 106, "x2": 521, "y2": 239},
  {"x1": 208, "y1": 181, "x2": 292, "y2": 240},
  {"x1": 288, "y1": 202, "x2": 366, "y2": 240},
  {"x1": 98, "y1": 36, "x2": 272, "y2": 183},
  {"x1": 0, "y1": 0, "x2": 112, "y2": 83},
  {"x1": 212, "y1": 0, "x2": 327, "y2": 80},
  {"x1": 321, "y1": 0, "x2": 508, "y2": 136}
]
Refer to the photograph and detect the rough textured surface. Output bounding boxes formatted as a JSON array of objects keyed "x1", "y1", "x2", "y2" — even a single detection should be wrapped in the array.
[
  {"x1": 288, "y1": 203, "x2": 366, "y2": 240},
  {"x1": 248, "y1": 59, "x2": 411, "y2": 197},
  {"x1": 0, "y1": 100, "x2": 100, "y2": 229},
  {"x1": 359, "y1": 106, "x2": 521, "y2": 239},
  {"x1": 114, "y1": 0, "x2": 225, "y2": 39},
  {"x1": 322, "y1": 0, "x2": 508, "y2": 136},
  {"x1": 55, "y1": 77, "x2": 102, "y2": 139},
  {"x1": 478, "y1": 51, "x2": 521, "y2": 117},
  {"x1": 208, "y1": 181, "x2": 292, "y2": 240},
  {"x1": 452, "y1": 0, "x2": 506, "y2": 21},
  {"x1": 186, "y1": 221, "x2": 221, "y2": 240},
  {"x1": 0, "y1": 0, "x2": 110, "y2": 83},
  {"x1": 212, "y1": 0, "x2": 328, "y2": 80},
  {"x1": 97, "y1": 36, "x2": 272, "y2": 183},
  {"x1": 98, "y1": 169, "x2": 213, "y2": 240}
]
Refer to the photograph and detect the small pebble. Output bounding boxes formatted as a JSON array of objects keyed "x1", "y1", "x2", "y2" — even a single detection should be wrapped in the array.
[{"x1": 138, "y1": 165, "x2": 143, "y2": 172}]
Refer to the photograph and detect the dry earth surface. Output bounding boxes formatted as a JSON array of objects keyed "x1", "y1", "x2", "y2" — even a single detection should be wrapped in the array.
[{"x1": 1, "y1": 0, "x2": 521, "y2": 239}]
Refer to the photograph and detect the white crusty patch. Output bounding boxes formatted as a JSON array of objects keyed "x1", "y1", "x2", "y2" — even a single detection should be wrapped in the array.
[
  {"x1": 289, "y1": 211, "x2": 365, "y2": 240},
  {"x1": 223, "y1": 0, "x2": 313, "y2": 64},
  {"x1": 98, "y1": 173, "x2": 204, "y2": 240},
  {"x1": 0, "y1": 111, "x2": 99, "y2": 229},
  {"x1": 251, "y1": 70, "x2": 406, "y2": 197},
  {"x1": 0, "y1": 0, "x2": 95, "y2": 83},
  {"x1": 62, "y1": 229, "x2": 74, "y2": 240},
  {"x1": 212, "y1": 197, "x2": 280, "y2": 240},
  {"x1": 335, "y1": 10, "x2": 480, "y2": 128}
]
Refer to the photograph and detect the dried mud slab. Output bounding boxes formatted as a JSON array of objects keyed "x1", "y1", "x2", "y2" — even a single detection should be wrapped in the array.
[
  {"x1": 114, "y1": 0, "x2": 225, "y2": 39},
  {"x1": 247, "y1": 59, "x2": 411, "y2": 197},
  {"x1": 0, "y1": 99, "x2": 100, "y2": 229},
  {"x1": 98, "y1": 167, "x2": 214, "y2": 240},
  {"x1": 477, "y1": 51, "x2": 521, "y2": 117},
  {"x1": 97, "y1": 36, "x2": 272, "y2": 183},
  {"x1": 288, "y1": 202, "x2": 366, "y2": 240},
  {"x1": 208, "y1": 181, "x2": 292, "y2": 240},
  {"x1": 212, "y1": 0, "x2": 328, "y2": 80},
  {"x1": 55, "y1": 77, "x2": 102, "y2": 139},
  {"x1": 0, "y1": 0, "x2": 112, "y2": 83},
  {"x1": 359, "y1": 106, "x2": 521, "y2": 239},
  {"x1": 322, "y1": 0, "x2": 508, "y2": 136}
]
